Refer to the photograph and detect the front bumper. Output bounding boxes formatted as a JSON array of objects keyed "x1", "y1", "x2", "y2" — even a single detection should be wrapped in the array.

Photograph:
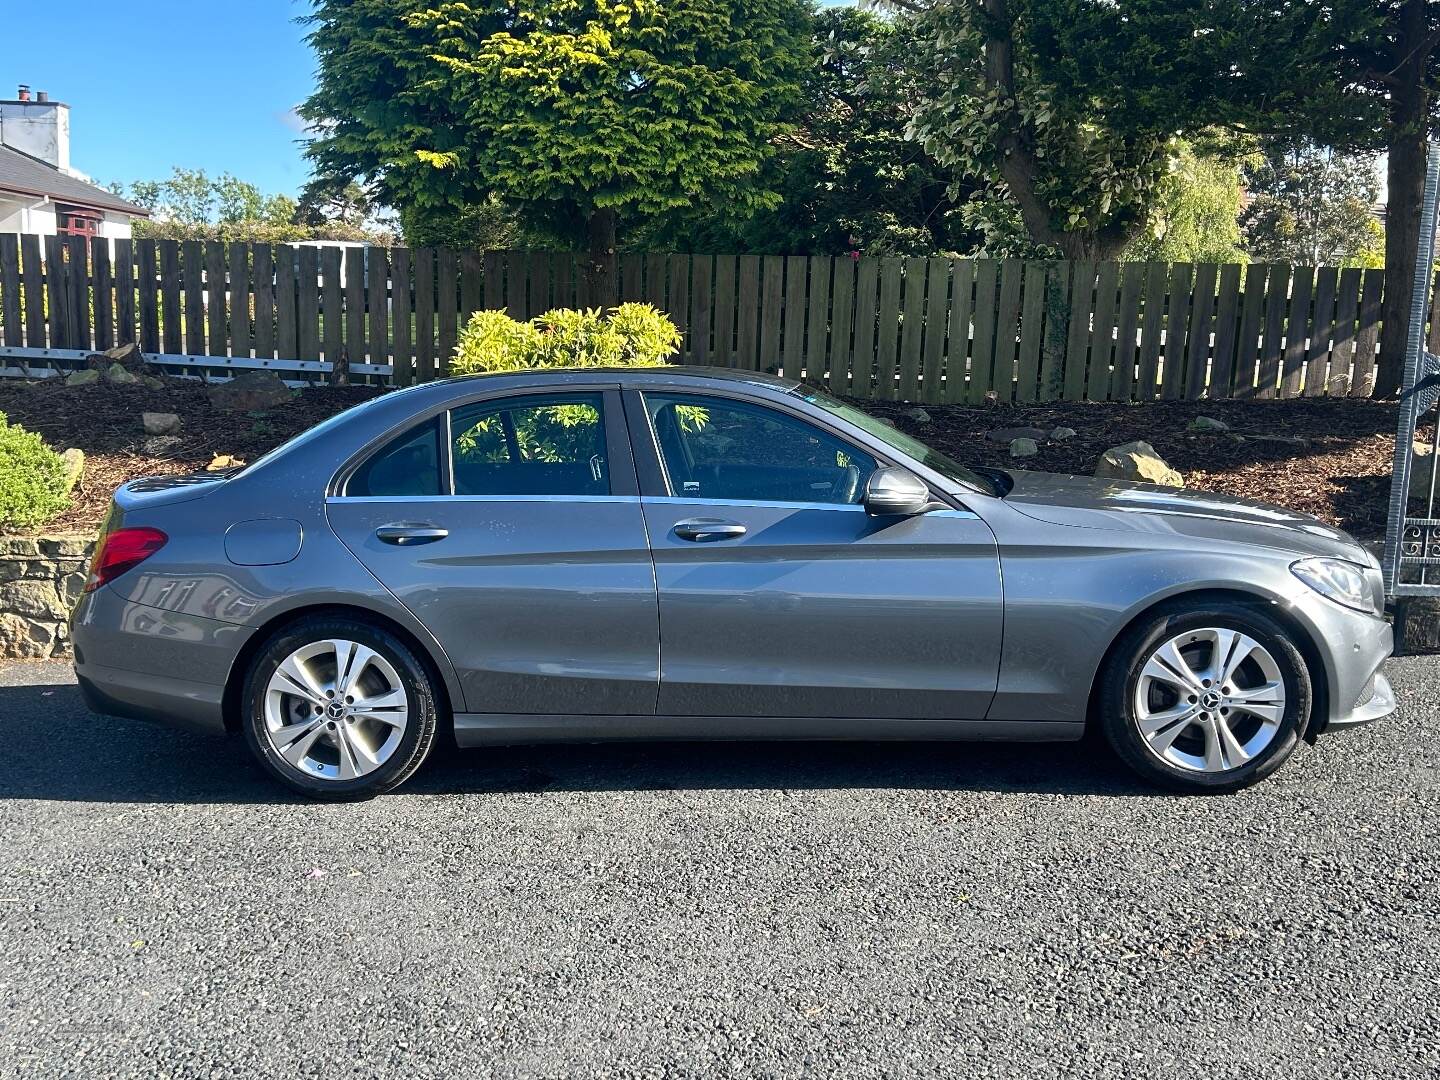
[{"x1": 1291, "y1": 589, "x2": 1395, "y2": 736}]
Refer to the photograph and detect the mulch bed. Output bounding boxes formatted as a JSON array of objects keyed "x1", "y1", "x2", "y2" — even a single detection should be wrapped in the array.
[
  {"x1": 0, "y1": 376, "x2": 1413, "y2": 542},
  {"x1": 860, "y1": 396, "x2": 1413, "y2": 543}
]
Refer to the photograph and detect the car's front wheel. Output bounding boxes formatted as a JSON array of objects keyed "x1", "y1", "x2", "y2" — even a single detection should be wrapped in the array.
[
  {"x1": 241, "y1": 616, "x2": 438, "y2": 799},
  {"x1": 1098, "y1": 600, "x2": 1312, "y2": 793}
]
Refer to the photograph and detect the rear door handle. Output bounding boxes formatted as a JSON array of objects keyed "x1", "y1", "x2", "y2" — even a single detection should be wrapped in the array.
[
  {"x1": 673, "y1": 518, "x2": 747, "y2": 542},
  {"x1": 375, "y1": 523, "x2": 449, "y2": 546}
]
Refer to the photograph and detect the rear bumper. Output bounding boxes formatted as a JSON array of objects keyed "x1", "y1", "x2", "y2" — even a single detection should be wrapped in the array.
[
  {"x1": 70, "y1": 585, "x2": 246, "y2": 738},
  {"x1": 76, "y1": 664, "x2": 227, "y2": 737}
]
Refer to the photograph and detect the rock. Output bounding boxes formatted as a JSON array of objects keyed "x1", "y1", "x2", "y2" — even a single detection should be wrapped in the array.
[
  {"x1": 1188, "y1": 415, "x2": 1229, "y2": 433},
  {"x1": 143, "y1": 435, "x2": 184, "y2": 456},
  {"x1": 143, "y1": 376, "x2": 166, "y2": 390},
  {"x1": 986, "y1": 425, "x2": 1050, "y2": 444},
  {"x1": 0, "y1": 612, "x2": 56, "y2": 659},
  {"x1": 1095, "y1": 440, "x2": 1184, "y2": 488},
  {"x1": 38, "y1": 536, "x2": 94, "y2": 558},
  {"x1": 903, "y1": 408, "x2": 931, "y2": 424},
  {"x1": 207, "y1": 454, "x2": 246, "y2": 472},
  {"x1": 105, "y1": 362, "x2": 139, "y2": 385},
  {"x1": 1009, "y1": 437, "x2": 1039, "y2": 459},
  {"x1": 103, "y1": 342, "x2": 142, "y2": 366},
  {"x1": 65, "y1": 368, "x2": 100, "y2": 387},
  {"x1": 877, "y1": 417, "x2": 897, "y2": 428},
  {"x1": 142, "y1": 412, "x2": 182, "y2": 436},
  {"x1": 0, "y1": 580, "x2": 68, "y2": 621},
  {"x1": 58, "y1": 448, "x2": 84, "y2": 494},
  {"x1": 1048, "y1": 426, "x2": 1077, "y2": 441},
  {"x1": 208, "y1": 371, "x2": 292, "y2": 412}
]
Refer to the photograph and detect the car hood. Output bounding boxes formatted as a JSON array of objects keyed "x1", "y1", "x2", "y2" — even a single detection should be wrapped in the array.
[{"x1": 997, "y1": 469, "x2": 1372, "y2": 562}]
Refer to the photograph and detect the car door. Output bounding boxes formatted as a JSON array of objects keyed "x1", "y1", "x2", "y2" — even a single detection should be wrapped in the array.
[
  {"x1": 627, "y1": 388, "x2": 1003, "y2": 721},
  {"x1": 326, "y1": 387, "x2": 658, "y2": 716}
]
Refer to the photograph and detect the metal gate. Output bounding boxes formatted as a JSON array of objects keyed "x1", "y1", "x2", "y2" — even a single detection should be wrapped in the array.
[{"x1": 1382, "y1": 142, "x2": 1440, "y2": 611}]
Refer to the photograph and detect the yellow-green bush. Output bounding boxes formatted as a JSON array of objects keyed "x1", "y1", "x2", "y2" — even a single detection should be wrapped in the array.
[
  {"x1": 0, "y1": 413, "x2": 72, "y2": 532},
  {"x1": 452, "y1": 304, "x2": 682, "y2": 375}
]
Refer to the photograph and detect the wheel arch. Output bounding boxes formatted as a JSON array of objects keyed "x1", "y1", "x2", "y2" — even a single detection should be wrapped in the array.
[
  {"x1": 1083, "y1": 587, "x2": 1331, "y2": 743},
  {"x1": 222, "y1": 603, "x2": 459, "y2": 737}
]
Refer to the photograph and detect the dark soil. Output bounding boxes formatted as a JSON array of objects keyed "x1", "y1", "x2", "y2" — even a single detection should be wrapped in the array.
[
  {"x1": 0, "y1": 376, "x2": 1411, "y2": 541},
  {"x1": 860, "y1": 396, "x2": 1412, "y2": 543},
  {"x1": 0, "y1": 378, "x2": 384, "y2": 535}
]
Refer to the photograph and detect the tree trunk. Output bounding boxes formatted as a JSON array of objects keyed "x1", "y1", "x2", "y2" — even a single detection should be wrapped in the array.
[
  {"x1": 980, "y1": 0, "x2": 1138, "y2": 262},
  {"x1": 1374, "y1": 0, "x2": 1433, "y2": 398},
  {"x1": 584, "y1": 207, "x2": 618, "y2": 310}
]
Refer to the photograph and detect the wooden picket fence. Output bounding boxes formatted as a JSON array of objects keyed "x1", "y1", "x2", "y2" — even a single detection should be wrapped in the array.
[{"x1": 0, "y1": 234, "x2": 1401, "y2": 401}]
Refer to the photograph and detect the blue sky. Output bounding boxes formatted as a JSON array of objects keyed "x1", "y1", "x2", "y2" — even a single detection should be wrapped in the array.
[{"x1": 8, "y1": 1, "x2": 317, "y2": 197}]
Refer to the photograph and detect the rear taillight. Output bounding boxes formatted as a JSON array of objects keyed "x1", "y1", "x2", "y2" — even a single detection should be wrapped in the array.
[{"x1": 84, "y1": 527, "x2": 168, "y2": 593}]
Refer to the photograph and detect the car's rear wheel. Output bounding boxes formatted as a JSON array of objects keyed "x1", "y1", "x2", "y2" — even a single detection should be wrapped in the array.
[
  {"x1": 241, "y1": 616, "x2": 438, "y2": 799},
  {"x1": 1098, "y1": 601, "x2": 1312, "y2": 793}
]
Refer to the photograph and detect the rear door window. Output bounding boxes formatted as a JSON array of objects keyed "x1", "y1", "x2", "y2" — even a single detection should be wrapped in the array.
[
  {"x1": 449, "y1": 393, "x2": 611, "y2": 497},
  {"x1": 347, "y1": 417, "x2": 442, "y2": 497}
]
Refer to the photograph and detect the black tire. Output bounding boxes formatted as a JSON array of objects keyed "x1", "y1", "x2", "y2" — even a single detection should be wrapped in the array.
[
  {"x1": 241, "y1": 616, "x2": 439, "y2": 799},
  {"x1": 1098, "y1": 600, "x2": 1312, "y2": 794}
]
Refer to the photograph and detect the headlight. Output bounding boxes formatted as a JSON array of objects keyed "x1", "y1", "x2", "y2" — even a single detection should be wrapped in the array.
[{"x1": 1291, "y1": 557, "x2": 1378, "y2": 614}]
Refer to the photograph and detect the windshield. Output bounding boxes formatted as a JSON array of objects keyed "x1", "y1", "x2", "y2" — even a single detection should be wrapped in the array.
[{"x1": 792, "y1": 388, "x2": 999, "y2": 495}]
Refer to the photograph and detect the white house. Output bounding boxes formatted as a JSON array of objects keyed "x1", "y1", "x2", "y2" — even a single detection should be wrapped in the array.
[{"x1": 0, "y1": 84, "x2": 148, "y2": 240}]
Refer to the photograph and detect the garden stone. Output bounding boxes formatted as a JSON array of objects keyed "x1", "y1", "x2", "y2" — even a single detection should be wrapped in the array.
[
  {"x1": 0, "y1": 580, "x2": 68, "y2": 620},
  {"x1": 207, "y1": 454, "x2": 246, "y2": 471},
  {"x1": 143, "y1": 412, "x2": 183, "y2": 436},
  {"x1": 143, "y1": 376, "x2": 166, "y2": 390},
  {"x1": 208, "y1": 371, "x2": 292, "y2": 412},
  {"x1": 39, "y1": 537, "x2": 94, "y2": 558},
  {"x1": 903, "y1": 408, "x2": 931, "y2": 424},
  {"x1": 143, "y1": 435, "x2": 184, "y2": 456},
  {"x1": 1095, "y1": 440, "x2": 1184, "y2": 487},
  {"x1": 877, "y1": 417, "x2": 897, "y2": 428},
  {"x1": 1049, "y1": 427, "x2": 1077, "y2": 441},
  {"x1": 59, "y1": 448, "x2": 84, "y2": 494},
  {"x1": 106, "y1": 362, "x2": 139, "y2": 385},
  {"x1": 102, "y1": 342, "x2": 143, "y2": 366},
  {"x1": 65, "y1": 368, "x2": 100, "y2": 387},
  {"x1": 1188, "y1": 415, "x2": 1229, "y2": 433},
  {"x1": 986, "y1": 425, "x2": 1050, "y2": 443},
  {"x1": 1009, "y1": 438, "x2": 1039, "y2": 459},
  {"x1": 0, "y1": 613, "x2": 55, "y2": 659}
]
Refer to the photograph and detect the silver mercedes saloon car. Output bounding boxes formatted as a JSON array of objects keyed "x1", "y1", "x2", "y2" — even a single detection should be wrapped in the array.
[{"x1": 71, "y1": 368, "x2": 1395, "y2": 798}]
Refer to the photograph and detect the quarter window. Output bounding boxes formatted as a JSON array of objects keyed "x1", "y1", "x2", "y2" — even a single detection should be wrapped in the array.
[
  {"x1": 449, "y1": 393, "x2": 610, "y2": 497},
  {"x1": 347, "y1": 417, "x2": 442, "y2": 497},
  {"x1": 644, "y1": 393, "x2": 877, "y2": 505}
]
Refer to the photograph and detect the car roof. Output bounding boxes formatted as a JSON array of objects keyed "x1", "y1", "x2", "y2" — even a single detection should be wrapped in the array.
[{"x1": 420, "y1": 365, "x2": 801, "y2": 393}]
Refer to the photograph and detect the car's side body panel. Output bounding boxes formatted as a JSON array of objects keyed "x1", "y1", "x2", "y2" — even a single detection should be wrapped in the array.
[
  {"x1": 642, "y1": 499, "x2": 1003, "y2": 719},
  {"x1": 327, "y1": 494, "x2": 660, "y2": 715}
]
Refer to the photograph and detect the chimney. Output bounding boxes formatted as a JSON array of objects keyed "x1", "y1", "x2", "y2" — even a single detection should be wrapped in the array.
[
  {"x1": 0, "y1": 86, "x2": 71, "y2": 174},
  {"x1": 36, "y1": 91, "x2": 48, "y2": 103}
]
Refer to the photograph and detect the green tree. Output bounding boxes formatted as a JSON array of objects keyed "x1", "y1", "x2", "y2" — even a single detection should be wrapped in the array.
[
  {"x1": 898, "y1": 0, "x2": 1173, "y2": 260},
  {"x1": 1014, "y1": 0, "x2": 1433, "y2": 394},
  {"x1": 1127, "y1": 138, "x2": 1249, "y2": 264},
  {"x1": 643, "y1": 8, "x2": 976, "y2": 255},
  {"x1": 1240, "y1": 139, "x2": 1382, "y2": 266},
  {"x1": 300, "y1": 0, "x2": 811, "y2": 296}
]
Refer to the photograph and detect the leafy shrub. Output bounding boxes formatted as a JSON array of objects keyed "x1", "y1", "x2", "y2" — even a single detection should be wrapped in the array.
[
  {"x1": 452, "y1": 304, "x2": 682, "y2": 375},
  {"x1": 0, "y1": 413, "x2": 72, "y2": 532}
]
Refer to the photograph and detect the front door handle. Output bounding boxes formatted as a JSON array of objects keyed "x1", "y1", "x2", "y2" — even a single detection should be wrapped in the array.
[
  {"x1": 375, "y1": 523, "x2": 449, "y2": 546},
  {"x1": 673, "y1": 518, "x2": 747, "y2": 542}
]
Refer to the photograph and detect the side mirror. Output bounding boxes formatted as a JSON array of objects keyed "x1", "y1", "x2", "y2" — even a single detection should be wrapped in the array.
[{"x1": 863, "y1": 467, "x2": 933, "y2": 517}]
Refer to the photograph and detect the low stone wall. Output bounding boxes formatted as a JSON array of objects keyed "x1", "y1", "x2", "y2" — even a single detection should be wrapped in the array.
[{"x1": 0, "y1": 535, "x2": 97, "y2": 659}]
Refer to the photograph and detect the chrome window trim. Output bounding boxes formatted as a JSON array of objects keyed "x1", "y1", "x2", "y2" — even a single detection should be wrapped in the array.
[
  {"x1": 640, "y1": 496, "x2": 978, "y2": 518},
  {"x1": 326, "y1": 494, "x2": 642, "y2": 505}
]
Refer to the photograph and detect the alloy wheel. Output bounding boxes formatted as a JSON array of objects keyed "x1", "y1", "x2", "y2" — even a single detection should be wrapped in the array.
[
  {"x1": 1133, "y1": 627, "x2": 1287, "y2": 774},
  {"x1": 263, "y1": 638, "x2": 410, "y2": 782}
]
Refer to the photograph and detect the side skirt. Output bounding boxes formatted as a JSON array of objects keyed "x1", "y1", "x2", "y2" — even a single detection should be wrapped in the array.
[{"x1": 453, "y1": 713, "x2": 1084, "y2": 747}]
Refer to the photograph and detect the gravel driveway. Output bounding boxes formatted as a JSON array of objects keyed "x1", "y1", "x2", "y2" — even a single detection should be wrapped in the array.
[{"x1": 1, "y1": 658, "x2": 1437, "y2": 1079}]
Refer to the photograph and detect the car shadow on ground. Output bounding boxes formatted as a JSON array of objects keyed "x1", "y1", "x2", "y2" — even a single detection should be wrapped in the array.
[{"x1": 0, "y1": 682, "x2": 1159, "y2": 804}]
